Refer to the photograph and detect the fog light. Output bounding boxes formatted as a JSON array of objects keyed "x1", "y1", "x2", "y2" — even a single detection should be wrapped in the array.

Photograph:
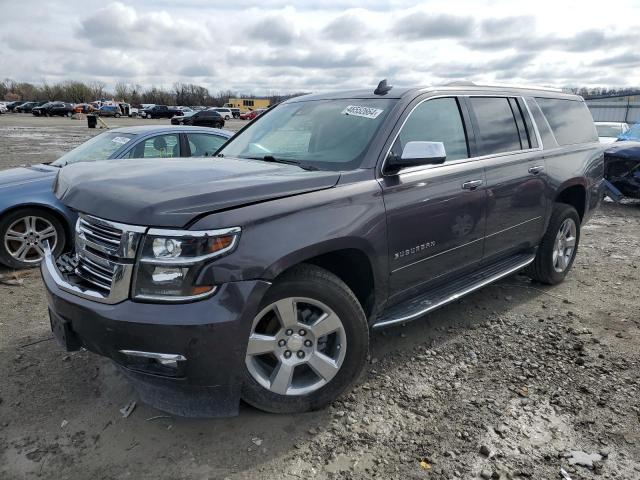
[{"x1": 119, "y1": 350, "x2": 186, "y2": 370}]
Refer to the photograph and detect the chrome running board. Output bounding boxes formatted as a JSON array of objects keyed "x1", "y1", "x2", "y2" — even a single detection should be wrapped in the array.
[{"x1": 373, "y1": 253, "x2": 535, "y2": 329}]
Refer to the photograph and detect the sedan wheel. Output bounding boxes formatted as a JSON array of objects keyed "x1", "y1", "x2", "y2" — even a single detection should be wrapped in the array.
[{"x1": 2, "y1": 215, "x2": 59, "y2": 267}]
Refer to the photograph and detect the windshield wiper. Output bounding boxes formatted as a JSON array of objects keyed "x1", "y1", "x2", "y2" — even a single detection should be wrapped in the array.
[{"x1": 246, "y1": 155, "x2": 318, "y2": 171}]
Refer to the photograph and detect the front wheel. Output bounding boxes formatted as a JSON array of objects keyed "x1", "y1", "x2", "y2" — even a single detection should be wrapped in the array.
[
  {"x1": 525, "y1": 203, "x2": 581, "y2": 285},
  {"x1": 0, "y1": 208, "x2": 66, "y2": 269},
  {"x1": 242, "y1": 265, "x2": 368, "y2": 413}
]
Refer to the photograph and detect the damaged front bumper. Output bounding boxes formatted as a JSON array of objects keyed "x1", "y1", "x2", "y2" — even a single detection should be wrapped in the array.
[{"x1": 41, "y1": 249, "x2": 270, "y2": 417}]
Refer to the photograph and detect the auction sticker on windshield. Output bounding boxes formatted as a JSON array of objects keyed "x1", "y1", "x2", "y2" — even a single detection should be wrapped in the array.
[
  {"x1": 342, "y1": 105, "x2": 384, "y2": 119},
  {"x1": 112, "y1": 136, "x2": 131, "y2": 144}
]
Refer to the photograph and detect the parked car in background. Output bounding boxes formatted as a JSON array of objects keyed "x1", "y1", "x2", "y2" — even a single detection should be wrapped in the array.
[
  {"x1": 42, "y1": 83, "x2": 603, "y2": 417},
  {"x1": 95, "y1": 105, "x2": 122, "y2": 117},
  {"x1": 6, "y1": 101, "x2": 26, "y2": 112},
  {"x1": 595, "y1": 122, "x2": 630, "y2": 144},
  {"x1": 239, "y1": 108, "x2": 266, "y2": 120},
  {"x1": 32, "y1": 102, "x2": 75, "y2": 117},
  {"x1": 142, "y1": 105, "x2": 183, "y2": 119},
  {"x1": 211, "y1": 107, "x2": 233, "y2": 120},
  {"x1": 15, "y1": 101, "x2": 46, "y2": 113},
  {"x1": 178, "y1": 106, "x2": 194, "y2": 115},
  {"x1": 171, "y1": 109, "x2": 225, "y2": 128},
  {"x1": 230, "y1": 108, "x2": 240, "y2": 118},
  {"x1": 604, "y1": 141, "x2": 640, "y2": 199},
  {"x1": 0, "y1": 126, "x2": 232, "y2": 269},
  {"x1": 0, "y1": 104, "x2": 7, "y2": 114}
]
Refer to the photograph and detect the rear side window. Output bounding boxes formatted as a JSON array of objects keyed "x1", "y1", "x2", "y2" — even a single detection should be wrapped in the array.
[
  {"x1": 392, "y1": 97, "x2": 469, "y2": 161},
  {"x1": 534, "y1": 98, "x2": 598, "y2": 146},
  {"x1": 187, "y1": 133, "x2": 227, "y2": 157},
  {"x1": 470, "y1": 97, "x2": 522, "y2": 155}
]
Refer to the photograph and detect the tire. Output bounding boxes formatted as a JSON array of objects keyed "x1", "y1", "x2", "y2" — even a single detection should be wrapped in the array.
[
  {"x1": 241, "y1": 264, "x2": 369, "y2": 414},
  {"x1": 0, "y1": 208, "x2": 66, "y2": 269},
  {"x1": 224, "y1": 115, "x2": 230, "y2": 120},
  {"x1": 525, "y1": 202, "x2": 581, "y2": 285},
  {"x1": 115, "y1": 113, "x2": 121, "y2": 118}
]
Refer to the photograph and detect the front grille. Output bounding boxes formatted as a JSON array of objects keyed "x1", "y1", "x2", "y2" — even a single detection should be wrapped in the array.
[
  {"x1": 67, "y1": 215, "x2": 146, "y2": 304},
  {"x1": 76, "y1": 250, "x2": 116, "y2": 292},
  {"x1": 77, "y1": 217, "x2": 122, "y2": 253}
]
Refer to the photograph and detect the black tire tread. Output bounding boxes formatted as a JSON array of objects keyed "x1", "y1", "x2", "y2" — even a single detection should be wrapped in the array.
[{"x1": 525, "y1": 202, "x2": 580, "y2": 285}]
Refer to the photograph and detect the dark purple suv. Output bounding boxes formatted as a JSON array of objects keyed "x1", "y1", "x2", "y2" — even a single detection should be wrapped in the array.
[{"x1": 42, "y1": 82, "x2": 604, "y2": 417}]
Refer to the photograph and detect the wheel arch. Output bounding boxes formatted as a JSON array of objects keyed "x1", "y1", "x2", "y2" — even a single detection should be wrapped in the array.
[
  {"x1": 264, "y1": 238, "x2": 384, "y2": 320},
  {"x1": 554, "y1": 180, "x2": 587, "y2": 221}
]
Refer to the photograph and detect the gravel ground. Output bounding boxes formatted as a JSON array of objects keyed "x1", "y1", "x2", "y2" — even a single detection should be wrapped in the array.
[{"x1": 0, "y1": 115, "x2": 638, "y2": 479}]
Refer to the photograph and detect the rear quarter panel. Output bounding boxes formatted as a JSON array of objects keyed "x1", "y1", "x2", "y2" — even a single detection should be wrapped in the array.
[{"x1": 543, "y1": 142, "x2": 604, "y2": 224}]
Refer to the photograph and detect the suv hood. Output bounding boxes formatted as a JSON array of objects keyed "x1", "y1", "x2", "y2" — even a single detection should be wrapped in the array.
[{"x1": 56, "y1": 157, "x2": 341, "y2": 227}]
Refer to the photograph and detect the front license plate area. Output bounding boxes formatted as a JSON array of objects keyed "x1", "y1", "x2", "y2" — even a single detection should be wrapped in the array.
[{"x1": 49, "y1": 309, "x2": 81, "y2": 351}]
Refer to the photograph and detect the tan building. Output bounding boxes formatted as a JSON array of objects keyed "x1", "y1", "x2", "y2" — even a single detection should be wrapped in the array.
[{"x1": 224, "y1": 98, "x2": 270, "y2": 113}]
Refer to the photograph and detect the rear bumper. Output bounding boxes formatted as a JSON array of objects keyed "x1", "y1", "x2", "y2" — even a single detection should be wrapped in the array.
[{"x1": 41, "y1": 255, "x2": 270, "y2": 417}]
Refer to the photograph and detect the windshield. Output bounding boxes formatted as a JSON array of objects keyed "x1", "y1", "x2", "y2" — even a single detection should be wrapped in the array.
[
  {"x1": 218, "y1": 98, "x2": 396, "y2": 170},
  {"x1": 52, "y1": 132, "x2": 136, "y2": 166},
  {"x1": 596, "y1": 124, "x2": 623, "y2": 137},
  {"x1": 618, "y1": 123, "x2": 640, "y2": 141}
]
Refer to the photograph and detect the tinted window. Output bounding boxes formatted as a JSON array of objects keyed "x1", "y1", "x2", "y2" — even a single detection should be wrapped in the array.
[
  {"x1": 187, "y1": 133, "x2": 227, "y2": 157},
  {"x1": 525, "y1": 97, "x2": 557, "y2": 148},
  {"x1": 534, "y1": 98, "x2": 598, "y2": 146},
  {"x1": 126, "y1": 134, "x2": 180, "y2": 158},
  {"x1": 391, "y1": 97, "x2": 468, "y2": 161},
  {"x1": 470, "y1": 97, "x2": 522, "y2": 155},
  {"x1": 517, "y1": 98, "x2": 538, "y2": 149}
]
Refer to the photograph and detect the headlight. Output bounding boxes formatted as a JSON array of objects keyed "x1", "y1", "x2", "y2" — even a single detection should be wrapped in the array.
[{"x1": 133, "y1": 227, "x2": 240, "y2": 302}]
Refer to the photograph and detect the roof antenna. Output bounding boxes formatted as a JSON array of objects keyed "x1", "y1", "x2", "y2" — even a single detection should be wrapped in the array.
[{"x1": 374, "y1": 79, "x2": 393, "y2": 95}]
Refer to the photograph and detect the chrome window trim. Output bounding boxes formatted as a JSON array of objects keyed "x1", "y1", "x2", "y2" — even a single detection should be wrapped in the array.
[{"x1": 380, "y1": 94, "x2": 544, "y2": 178}]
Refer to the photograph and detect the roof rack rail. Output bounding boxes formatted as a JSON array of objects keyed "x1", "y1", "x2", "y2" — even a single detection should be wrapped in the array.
[{"x1": 443, "y1": 81, "x2": 563, "y2": 93}]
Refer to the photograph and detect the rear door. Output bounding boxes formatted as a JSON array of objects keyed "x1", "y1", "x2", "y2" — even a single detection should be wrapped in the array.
[
  {"x1": 379, "y1": 96, "x2": 487, "y2": 299},
  {"x1": 467, "y1": 96, "x2": 547, "y2": 262}
]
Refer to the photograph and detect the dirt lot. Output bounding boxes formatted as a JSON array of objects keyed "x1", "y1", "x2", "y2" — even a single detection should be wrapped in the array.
[{"x1": 0, "y1": 114, "x2": 639, "y2": 479}]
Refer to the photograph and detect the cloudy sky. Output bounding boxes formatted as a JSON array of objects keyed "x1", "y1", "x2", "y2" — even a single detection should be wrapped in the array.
[{"x1": 1, "y1": 0, "x2": 639, "y2": 94}]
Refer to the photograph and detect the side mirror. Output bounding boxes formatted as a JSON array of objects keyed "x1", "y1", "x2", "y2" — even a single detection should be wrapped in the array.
[{"x1": 389, "y1": 141, "x2": 446, "y2": 170}]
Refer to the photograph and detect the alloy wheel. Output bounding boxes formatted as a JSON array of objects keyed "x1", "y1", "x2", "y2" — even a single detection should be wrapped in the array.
[
  {"x1": 552, "y1": 218, "x2": 577, "y2": 273},
  {"x1": 3, "y1": 216, "x2": 57, "y2": 264},
  {"x1": 245, "y1": 297, "x2": 347, "y2": 396}
]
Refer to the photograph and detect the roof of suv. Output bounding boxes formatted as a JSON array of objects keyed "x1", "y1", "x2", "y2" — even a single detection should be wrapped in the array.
[{"x1": 286, "y1": 83, "x2": 583, "y2": 103}]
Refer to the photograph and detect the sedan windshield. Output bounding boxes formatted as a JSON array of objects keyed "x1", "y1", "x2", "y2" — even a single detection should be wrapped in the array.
[
  {"x1": 52, "y1": 132, "x2": 136, "y2": 166},
  {"x1": 218, "y1": 98, "x2": 396, "y2": 170}
]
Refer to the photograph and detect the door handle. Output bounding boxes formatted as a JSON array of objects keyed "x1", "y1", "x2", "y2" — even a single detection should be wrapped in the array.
[
  {"x1": 528, "y1": 165, "x2": 545, "y2": 175},
  {"x1": 462, "y1": 179, "x2": 483, "y2": 190}
]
